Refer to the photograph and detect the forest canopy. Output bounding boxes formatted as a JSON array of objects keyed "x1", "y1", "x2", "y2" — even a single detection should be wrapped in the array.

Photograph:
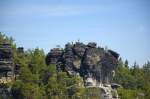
[{"x1": 0, "y1": 32, "x2": 150, "y2": 99}]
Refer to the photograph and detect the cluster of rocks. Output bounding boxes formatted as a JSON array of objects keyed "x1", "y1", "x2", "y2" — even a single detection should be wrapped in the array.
[{"x1": 46, "y1": 42, "x2": 120, "y2": 99}]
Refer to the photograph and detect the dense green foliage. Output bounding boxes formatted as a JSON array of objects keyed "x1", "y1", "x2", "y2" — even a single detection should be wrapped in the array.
[
  {"x1": 0, "y1": 32, "x2": 150, "y2": 99},
  {"x1": 12, "y1": 47, "x2": 84, "y2": 99},
  {"x1": 113, "y1": 58, "x2": 150, "y2": 99}
]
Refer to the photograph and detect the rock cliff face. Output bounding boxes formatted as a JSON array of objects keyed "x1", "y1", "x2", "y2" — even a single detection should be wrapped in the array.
[
  {"x1": 0, "y1": 43, "x2": 13, "y2": 84},
  {"x1": 0, "y1": 43, "x2": 13, "y2": 98},
  {"x1": 46, "y1": 42, "x2": 120, "y2": 98}
]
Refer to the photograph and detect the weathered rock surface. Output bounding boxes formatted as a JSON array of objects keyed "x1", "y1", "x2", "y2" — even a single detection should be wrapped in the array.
[
  {"x1": 46, "y1": 41, "x2": 120, "y2": 99},
  {"x1": 46, "y1": 42, "x2": 119, "y2": 84},
  {"x1": 46, "y1": 48, "x2": 63, "y2": 65},
  {"x1": 0, "y1": 43, "x2": 13, "y2": 98},
  {"x1": 0, "y1": 43, "x2": 13, "y2": 80}
]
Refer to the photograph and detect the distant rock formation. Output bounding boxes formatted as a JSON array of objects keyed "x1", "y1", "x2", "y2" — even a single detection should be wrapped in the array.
[
  {"x1": 0, "y1": 43, "x2": 13, "y2": 98},
  {"x1": 46, "y1": 48, "x2": 63, "y2": 65},
  {"x1": 0, "y1": 43, "x2": 13, "y2": 84},
  {"x1": 46, "y1": 42, "x2": 120, "y2": 99},
  {"x1": 17, "y1": 47, "x2": 24, "y2": 54}
]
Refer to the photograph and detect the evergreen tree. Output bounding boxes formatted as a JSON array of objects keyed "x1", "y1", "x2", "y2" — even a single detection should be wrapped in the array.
[{"x1": 124, "y1": 59, "x2": 129, "y2": 68}]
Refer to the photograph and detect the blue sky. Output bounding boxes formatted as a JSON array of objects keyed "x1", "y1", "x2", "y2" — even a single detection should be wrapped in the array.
[{"x1": 0, "y1": 0, "x2": 150, "y2": 66}]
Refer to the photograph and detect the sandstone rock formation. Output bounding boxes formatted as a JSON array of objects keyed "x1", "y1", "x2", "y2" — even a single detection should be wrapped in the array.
[
  {"x1": 0, "y1": 43, "x2": 13, "y2": 98},
  {"x1": 46, "y1": 48, "x2": 63, "y2": 65},
  {"x1": 0, "y1": 43, "x2": 13, "y2": 84},
  {"x1": 46, "y1": 41, "x2": 120, "y2": 99}
]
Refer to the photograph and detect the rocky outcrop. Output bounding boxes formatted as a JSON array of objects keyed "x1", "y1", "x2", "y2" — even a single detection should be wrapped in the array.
[
  {"x1": 0, "y1": 43, "x2": 13, "y2": 98},
  {"x1": 17, "y1": 47, "x2": 24, "y2": 53},
  {"x1": 46, "y1": 42, "x2": 119, "y2": 84},
  {"x1": 0, "y1": 43, "x2": 13, "y2": 84},
  {"x1": 46, "y1": 41, "x2": 120, "y2": 99},
  {"x1": 46, "y1": 48, "x2": 63, "y2": 65}
]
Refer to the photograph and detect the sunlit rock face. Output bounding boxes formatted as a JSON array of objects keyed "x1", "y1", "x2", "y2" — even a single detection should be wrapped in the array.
[{"x1": 46, "y1": 42, "x2": 119, "y2": 86}]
